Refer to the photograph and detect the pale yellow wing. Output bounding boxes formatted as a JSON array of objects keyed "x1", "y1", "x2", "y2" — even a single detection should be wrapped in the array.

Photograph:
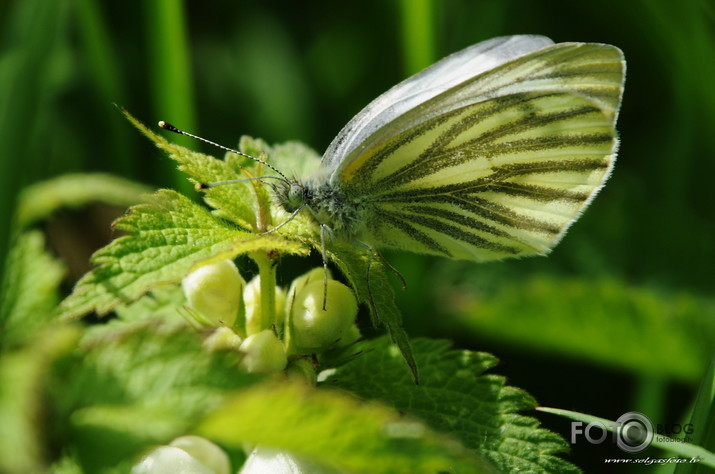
[
  {"x1": 332, "y1": 41, "x2": 624, "y2": 261},
  {"x1": 349, "y1": 90, "x2": 619, "y2": 261}
]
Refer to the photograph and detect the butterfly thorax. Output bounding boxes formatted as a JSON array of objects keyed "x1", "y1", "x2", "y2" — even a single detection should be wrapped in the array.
[{"x1": 273, "y1": 179, "x2": 368, "y2": 238}]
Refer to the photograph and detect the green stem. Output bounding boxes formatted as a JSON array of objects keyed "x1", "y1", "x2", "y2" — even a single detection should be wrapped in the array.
[
  {"x1": 283, "y1": 294, "x2": 296, "y2": 355},
  {"x1": 253, "y1": 251, "x2": 277, "y2": 332},
  {"x1": 633, "y1": 374, "x2": 666, "y2": 425},
  {"x1": 143, "y1": 0, "x2": 196, "y2": 193},
  {"x1": 398, "y1": 0, "x2": 436, "y2": 75}
]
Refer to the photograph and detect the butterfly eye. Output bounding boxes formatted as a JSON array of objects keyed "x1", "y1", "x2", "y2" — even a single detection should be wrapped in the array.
[
  {"x1": 273, "y1": 180, "x2": 306, "y2": 213},
  {"x1": 288, "y1": 183, "x2": 305, "y2": 202}
]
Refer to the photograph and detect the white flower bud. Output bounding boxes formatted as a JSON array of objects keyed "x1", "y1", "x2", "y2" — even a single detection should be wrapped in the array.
[
  {"x1": 286, "y1": 268, "x2": 327, "y2": 306},
  {"x1": 239, "y1": 329, "x2": 287, "y2": 374},
  {"x1": 182, "y1": 260, "x2": 245, "y2": 327},
  {"x1": 203, "y1": 327, "x2": 243, "y2": 352},
  {"x1": 290, "y1": 279, "x2": 358, "y2": 351},
  {"x1": 169, "y1": 436, "x2": 230, "y2": 474},
  {"x1": 243, "y1": 276, "x2": 286, "y2": 336},
  {"x1": 240, "y1": 446, "x2": 338, "y2": 474}
]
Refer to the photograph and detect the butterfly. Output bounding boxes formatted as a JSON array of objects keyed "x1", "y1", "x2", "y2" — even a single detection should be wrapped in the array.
[{"x1": 271, "y1": 35, "x2": 625, "y2": 263}]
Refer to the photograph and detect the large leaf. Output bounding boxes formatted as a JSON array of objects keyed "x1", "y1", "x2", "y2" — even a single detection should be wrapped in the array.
[
  {"x1": 125, "y1": 111, "x2": 258, "y2": 230},
  {"x1": 326, "y1": 336, "x2": 579, "y2": 473},
  {"x1": 445, "y1": 274, "x2": 715, "y2": 382},
  {"x1": 200, "y1": 381, "x2": 495, "y2": 473},
  {"x1": 57, "y1": 189, "x2": 305, "y2": 320}
]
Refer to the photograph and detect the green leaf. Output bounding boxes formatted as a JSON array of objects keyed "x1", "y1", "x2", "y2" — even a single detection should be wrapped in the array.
[
  {"x1": 113, "y1": 284, "x2": 187, "y2": 323},
  {"x1": 538, "y1": 407, "x2": 715, "y2": 470},
  {"x1": 49, "y1": 321, "x2": 255, "y2": 472},
  {"x1": 15, "y1": 173, "x2": 152, "y2": 229},
  {"x1": 57, "y1": 189, "x2": 306, "y2": 321},
  {"x1": 124, "y1": 110, "x2": 322, "y2": 237},
  {"x1": 325, "y1": 241, "x2": 418, "y2": 383},
  {"x1": 445, "y1": 275, "x2": 715, "y2": 382},
  {"x1": 675, "y1": 351, "x2": 715, "y2": 474},
  {"x1": 200, "y1": 381, "x2": 495, "y2": 473},
  {"x1": 326, "y1": 336, "x2": 579, "y2": 473},
  {"x1": 124, "y1": 109, "x2": 258, "y2": 229},
  {"x1": 0, "y1": 230, "x2": 66, "y2": 344},
  {"x1": 0, "y1": 325, "x2": 80, "y2": 474}
]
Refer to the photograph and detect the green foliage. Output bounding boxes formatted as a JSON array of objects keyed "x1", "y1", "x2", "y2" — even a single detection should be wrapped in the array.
[
  {"x1": 200, "y1": 381, "x2": 495, "y2": 473},
  {"x1": 48, "y1": 321, "x2": 255, "y2": 472},
  {"x1": 445, "y1": 274, "x2": 715, "y2": 382},
  {"x1": 0, "y1": 231, "x2": 65, "y2": 345},
  {"x1": 0, "y1": 120, "x2": 572, "y2": 471},
  {"x1": 676, "y1": 353, "x2": 715, "y2": 474},
  {"x1": 143, "y1": 0, "x2": 198, "y2": 194},
  {"x1": 15, "y1": 173, "x2": 152, "y2": 228},
  {"x1": 113, "y1": 285, "x2": 187, "y2": 323},
  {"x1": 56, "y1": 188, "x2": 303, "y2": 320},
  {"x1": 328, "y1": 336, "x2": 579, "y2": 473},
  {"x1": 0, "y1": 326, "x2": 80, "y2": 474},
  {"x1": 1, "y1": 3, "x2": 713, "y2": 471},
  {"x1": 119, "y1": 112, "x2": 419, "y2": 380},
  {"x1": 334, "y1": 243, "x2": 418, "y2": 382}
]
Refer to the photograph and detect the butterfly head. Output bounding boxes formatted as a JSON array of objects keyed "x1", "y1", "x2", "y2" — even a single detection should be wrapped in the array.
[{"x1": 273, "y1": 179, "x2": 308, "y2": 213}]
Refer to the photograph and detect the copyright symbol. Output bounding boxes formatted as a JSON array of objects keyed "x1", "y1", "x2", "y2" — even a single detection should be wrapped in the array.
[{"x1": 615, "y1": 412, "x2": 653, "y2": 453}]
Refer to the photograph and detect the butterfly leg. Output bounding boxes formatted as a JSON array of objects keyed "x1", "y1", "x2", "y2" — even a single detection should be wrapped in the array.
[
  {"x1": 356, "y1": 241, "x2": 407, "y2": 291},
  {"x1": 375, "y1": 251, "x2": 407, "y2": 290},
  {"x1": 319, "y1": 224, "x2": 332, "y2": 311},
  {"x1": 353, "y1": 240, "x2": 378, "y2": 319}
]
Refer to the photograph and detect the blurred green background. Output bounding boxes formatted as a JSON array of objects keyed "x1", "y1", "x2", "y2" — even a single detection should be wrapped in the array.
[{"x1": 1, "y1": 0, "x2": 713, "y2": 470}]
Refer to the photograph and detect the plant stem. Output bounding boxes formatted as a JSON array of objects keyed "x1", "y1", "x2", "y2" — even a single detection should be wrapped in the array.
[{"x1": 252, "y1": 251, "x2": 277, "y2": 332}]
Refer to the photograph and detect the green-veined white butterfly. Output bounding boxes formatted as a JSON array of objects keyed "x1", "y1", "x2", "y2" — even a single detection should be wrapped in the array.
[
  {"x1": 272, "y1": 35, "x2": 625, "y2": 262},
  {"x1": 162, "y1": 34, "x2": 625, "y2": 279}
]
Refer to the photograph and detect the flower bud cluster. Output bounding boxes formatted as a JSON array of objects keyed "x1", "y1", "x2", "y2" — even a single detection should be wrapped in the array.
[{"x1": 181, "y1": 261, "x2": 360, "y2": 380}]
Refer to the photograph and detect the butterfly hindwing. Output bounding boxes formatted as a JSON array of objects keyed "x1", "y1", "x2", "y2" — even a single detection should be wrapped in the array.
[{"x1": 340, "y1": 90, "x2": 618, "y2": 261}]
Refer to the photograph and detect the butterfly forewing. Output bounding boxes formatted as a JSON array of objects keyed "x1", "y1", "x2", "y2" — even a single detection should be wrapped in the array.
[
  {"x1": 331, "y1": 42, "x2": 624, "y2": 183},
  {"x1": 342, "y1": 88, "x2": 619, "y2": 261},
  {"x1": 321, "y1": 35, "x2": 556, "y2": 172}
]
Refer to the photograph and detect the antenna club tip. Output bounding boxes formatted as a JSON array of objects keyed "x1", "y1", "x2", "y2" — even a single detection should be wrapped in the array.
[
  {"x1": 158, "y1": 121, "x2": 177, "y2": 132},
  {"x1": 196, "y1": 183, "x2": 209, "y2": 190}
]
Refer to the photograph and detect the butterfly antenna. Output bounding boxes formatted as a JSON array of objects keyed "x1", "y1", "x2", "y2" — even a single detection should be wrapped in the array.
[
  {"x1": 198, "y1": 175, "x2": 286, "y2": 189},
  {"x1": 158, "y1": 121, "x2": 290, "y2": 182}
]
